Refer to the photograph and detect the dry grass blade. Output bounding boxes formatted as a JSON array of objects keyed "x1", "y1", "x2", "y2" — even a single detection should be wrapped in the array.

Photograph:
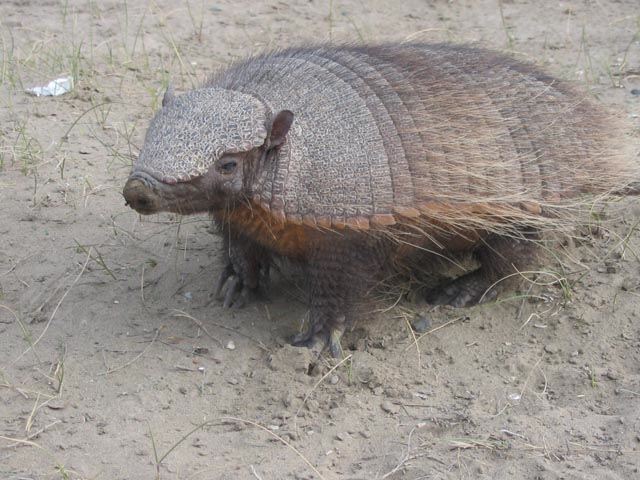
[
  {"x1": 0, "y1": 431, "x2": 72, "y2": 478},
  {"x1": 403, "y1": 315, "x2": 422, "y2": 368},
  {"x1": 617, "y1": 388, "x2": 640, "y2": 397},
  {"x1": 14, "y1": 249, "x2": 92, "y2": 365},
  {"x1": 171, "y1": 309, "x2": 223, "y2": 347},
  {"x1": 2, "y1": 301, "x2": 40, "y2": 363},
  {"x1": 381, "y1": 424, "x2": 422, "y2": 479},
  {"x1": 519, "y1": 356, "x2": 544, "y2": 400},
  {"x1": 448, "y1": 437, "x2": 509, "y2": 450},
  {"x1": 0, "y1": 434, "x2": 50, "y2": 450},
  {"x1": 25, "y1": 393, "x2": 40, "y2": 433},
  {"x1": 74, "y1": 240, "x2": 117, "y2": 280},
  {"x1": 150, "y1": 416, "x2": 326, "y2": 480},
  {"x1": 250, "y1": 464, "x2": 264, "y2": 480},
  {"x1": 478, "y1": 269, "x2": 568, "y2": 304},
  {"x1": 60, "y1": 101, "x2": 114, "y2": 143},
  {"x1": 403, "y1": 316, "x2": 465, "y2": 352},
  {"x1": 172, "y1": 309, "x2": 268, "y2": 351},
  {"x1": 99, "y1": 327, "x2": 162, "y2": 375},
  {"x1": 2, "y1": 420, "x2": 62, "y2": 448},
  {"x1": 222, "y1": 416, "x2": 327, "y2": 480}
]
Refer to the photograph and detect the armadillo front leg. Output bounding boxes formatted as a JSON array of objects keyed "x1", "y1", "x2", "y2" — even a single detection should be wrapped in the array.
[
  {"x1": 291, "y1": 236, "x2": 381, "y2": 358},
  {"x1": 215, "y1": 228, "x2": 270, "y2": 308}
]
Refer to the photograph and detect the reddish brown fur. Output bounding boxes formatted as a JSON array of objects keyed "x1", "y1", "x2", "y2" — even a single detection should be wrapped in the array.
[
  {"x1": 213, "y1": 202, "x2": 312, "y2": 260},
  {"x1": 215, "y1": 200, "x2": 487, "y2": 264}
]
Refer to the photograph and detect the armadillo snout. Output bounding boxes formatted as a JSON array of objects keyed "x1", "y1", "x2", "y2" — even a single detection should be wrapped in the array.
[{"x1": 123, "y1": 177, "x2": 161, "y2": 215}]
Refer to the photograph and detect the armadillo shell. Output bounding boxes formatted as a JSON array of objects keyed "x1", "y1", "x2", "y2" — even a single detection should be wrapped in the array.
[{"x1": 209, "y1": 44, "x2": 638, "y2": 233}]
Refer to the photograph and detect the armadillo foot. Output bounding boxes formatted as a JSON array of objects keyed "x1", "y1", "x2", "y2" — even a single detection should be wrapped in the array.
[
  {"x1": 291, "y1": 320, "x2": 345, "y2": 359},
  {"x1": 215, "y1": 266, "x2": 255, "y2": 309},
  {"x1": 425, "y1": 271, "x2": 497, "y2": 308}
]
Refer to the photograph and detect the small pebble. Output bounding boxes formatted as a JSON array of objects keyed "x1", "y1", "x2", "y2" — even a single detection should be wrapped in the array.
[
  {"x1": 306, "y1": 399, "x2": 320, "y2": 412},
  {"x1": 336, "y1": 432, "x2": 347, "y2": 441},
  {"x1": 411, "y1": 314, "x2": 431, "y2": 333},
  {"x1": 329, "y1": 375, "x2": 339, "y2": 385},
  {"x1": 384, "y1": 387, "x2": 400, "y2": 398},
  {"x1": 381, "y1": 400, "x2": 399, "y2": 414},
  {"x1": 282, "y1": 392, "x2": 294, "y2": 408},
  {"x1": 620, "y1": 276, "x2": 635, "y2": 291},
  {"x1": 232, "y1": 421, "x2": 245, "y2": 431},
  {"x1": 605, "y1": 370, "x2": 619, "y2": 380},
  {"x1": 46, "y1": 400, "x2": 66, "y2": 410},
  {"x1": 544, "y1": 344, "x2": 558, "y2": 354},
  {"x1": 228, "y1": 378, "x2": 239, "y2": 385},
  {"x1": 507, "y1": 393, "x2": 521, "y2": 402},
  {"x1": 226, "y1": 340, "x2": 236, "y2": 350}
]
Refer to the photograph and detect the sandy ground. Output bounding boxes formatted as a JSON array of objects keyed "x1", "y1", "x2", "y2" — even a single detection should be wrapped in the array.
[{"x1": 1, "y1": 1, "x2": 640, "y2": 479}]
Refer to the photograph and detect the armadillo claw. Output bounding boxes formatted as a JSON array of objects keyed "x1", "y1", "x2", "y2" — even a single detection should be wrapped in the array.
[
  {"x1": 215, "y1": 260, "x2": 266, "y2": 308},
  {"x1": 328, "y1": 325, "x2": 345, "y2": 358},
  {"x1": 291, "y1": 330, "x2": 313, "y2": 348},
  {"x1": 291, "y1": 324, "x2": 345, "y2": 359},
  {"x1": 216, "y1": 266, "x2": 255, "y2": 309},
  {"x1": 229, "y1": 284, "x2": 253, "y2": 309},
  {"x1": 222, "y1": 275, "x2": 241, "y2": 308},
  {"x1": 215, "y1": 263, "x2": 235, "y2": 300}
]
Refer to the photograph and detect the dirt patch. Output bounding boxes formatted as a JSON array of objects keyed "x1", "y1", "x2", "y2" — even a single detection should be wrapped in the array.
[{"x1": 1, "y1": 1, "x2": 639, "y2": 479}]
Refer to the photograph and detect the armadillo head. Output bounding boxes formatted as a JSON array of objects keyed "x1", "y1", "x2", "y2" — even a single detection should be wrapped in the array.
[{"x1": 123, "y1": 86, "x2": 293, "y2": 215}]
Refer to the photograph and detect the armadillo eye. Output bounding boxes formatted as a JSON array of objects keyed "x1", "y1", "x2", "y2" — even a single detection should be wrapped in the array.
[{"x1": 218, "y1": 158, "x2": 238, "y2": 174}]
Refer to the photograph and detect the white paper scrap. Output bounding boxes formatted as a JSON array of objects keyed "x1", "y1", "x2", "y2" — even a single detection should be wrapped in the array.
[{"x1": 27, "y1": 77, "x2": 74, "y2": 97}]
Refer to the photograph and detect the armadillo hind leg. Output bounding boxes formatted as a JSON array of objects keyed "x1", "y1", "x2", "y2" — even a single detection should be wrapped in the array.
[
  {"x1": 425, "y1": 230, "x2": 540, "y2": 308},
  {"x1": 291, "y1": 236, "x2": 383, "y2": 358},
  {"x1": 215, "y1": 229, "x2": 271, "y2": 308},
  {"x1": 425, "y1": 270, "x2": 498, "y2": 307}
]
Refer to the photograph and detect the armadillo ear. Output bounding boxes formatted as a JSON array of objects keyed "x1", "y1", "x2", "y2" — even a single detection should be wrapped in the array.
[
  {"x1": 268, "y1": 110, "x2": 294, "y2": 147},
  {"x1": 162, "y1": 84, "x2": 175, "y2": 107}
]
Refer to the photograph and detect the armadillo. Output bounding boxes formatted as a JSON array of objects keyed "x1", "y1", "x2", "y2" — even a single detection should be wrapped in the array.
[{"x1": 123, "y1": 43, "x2": 638, "y2": 357}]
